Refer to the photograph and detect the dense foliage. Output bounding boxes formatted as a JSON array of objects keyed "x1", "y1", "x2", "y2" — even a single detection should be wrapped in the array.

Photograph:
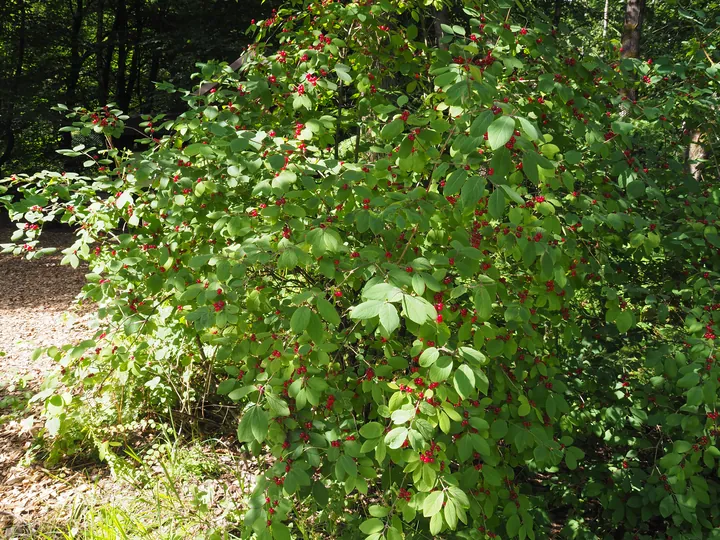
[
  {"x1": 0, "y1": 0, "x2": 281, "y2": 176},
  {"x1": 2, "y1": 0, "x2": 720, "y2": 538}
]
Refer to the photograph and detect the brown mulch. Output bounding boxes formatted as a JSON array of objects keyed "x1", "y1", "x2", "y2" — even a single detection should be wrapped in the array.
[
  {"x1": 0, "y1": 227, "x2": 93, "y2": 385},
  {"x1": 0, "y1": 225, "x2": 99, "y2": 536}
]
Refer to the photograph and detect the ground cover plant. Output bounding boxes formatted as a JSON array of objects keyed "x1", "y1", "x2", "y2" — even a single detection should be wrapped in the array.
[{"x1": 2, "y1": 0, "x2": 720, "y2": 538}]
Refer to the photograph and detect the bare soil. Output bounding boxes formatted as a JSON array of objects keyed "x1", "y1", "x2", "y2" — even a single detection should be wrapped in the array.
[{"x1": 0, "y1": 226, "x2": 98, "y2": 536}]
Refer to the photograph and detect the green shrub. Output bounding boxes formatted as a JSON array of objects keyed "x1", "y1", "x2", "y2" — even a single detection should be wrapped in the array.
[{"x1": 2, "y1": 0, "x2": 720, "y2": 538}]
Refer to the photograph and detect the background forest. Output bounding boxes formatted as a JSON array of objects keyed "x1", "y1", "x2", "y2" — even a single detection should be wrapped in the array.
[
  {"x1": 0, "y1": 0, "x2": 715, "y2": 176},
  {"x1": 0, "y1": 0, "x2": 282, "y2": 176}
]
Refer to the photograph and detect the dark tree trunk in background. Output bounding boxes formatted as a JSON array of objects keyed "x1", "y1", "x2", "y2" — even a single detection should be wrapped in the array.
[
  {"x1": 620, "y1": 0, "x2": 645, "y2": 100},
  {"x1": 122, "y1": 0, "x2": 143, "y2": 111},
  {"x1": 433, "y1": 7, "x2": 450, "y2": 50},
  {"x1": 144, "y1": 1, "x2": 167, "y2": 112},
  {"x1": 0, "y1": 0, "x2": 26, "y2": 176},
  {"x1": 686, "y1": 130, "x2": 707, "y2": 181},
  {"x1": 621, "y1": 0, "x2": 644, "y2": 58},
  {"x1": 553, "y1": 0, "x2": 562, "y2": 27},
  {"x1": 146, "y1": 47, "x2": 160, "y2": 111},
  {"x1": 115, "y1": 0, "x2": 128, "y2": 108},
  {"x1": 96, "y1": 0, "x2": 108, "y2": 104},
  {"x1": 66, "y1": 0, "x2": 85, "y2": 107},
  {"x1": 103, "y1": 0, "x2": 117, "y2": 104}
]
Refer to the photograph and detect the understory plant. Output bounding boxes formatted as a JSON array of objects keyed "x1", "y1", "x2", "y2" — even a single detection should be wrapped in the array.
[{"x1": 2, "y1": 0, "x2": 720, "y2": 538}]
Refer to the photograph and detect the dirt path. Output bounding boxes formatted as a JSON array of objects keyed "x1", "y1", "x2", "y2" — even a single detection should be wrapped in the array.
[
  {"x1": 0, "y1": 227, "x2": 92, "y2": 384},
  {"x1": 0, "y1": 226, "x2": 98, "y2": 536}
]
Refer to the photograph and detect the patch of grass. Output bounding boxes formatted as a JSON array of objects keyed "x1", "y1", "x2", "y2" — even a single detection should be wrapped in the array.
[
  {"x1": 0, "y1": 376, "x2": 33, "y2": 422},
  {"x1": 18, "y1": 429, "x2": 253, "y2": 540}
]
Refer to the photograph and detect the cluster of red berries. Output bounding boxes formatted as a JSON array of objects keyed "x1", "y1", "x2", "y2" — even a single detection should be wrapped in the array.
[{"x1": 419, "y1": 445, "x2": 438, "y2": 463}]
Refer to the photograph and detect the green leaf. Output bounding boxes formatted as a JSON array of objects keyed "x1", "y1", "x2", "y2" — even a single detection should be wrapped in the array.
[
  {"x1": 517, "y1": 117, "x2": 540, "y2": 140},
  {"x1": 491, "y1": 419, "x2": 508, "y2": 439},
  {"x1": 419, "y1": 347, "x2": 440, "y2": 367},
  {"x1": 350, "y1": 300, "x2": 384, "y2": 320},
  {"x1": 487, "y1": 116, "x2": 515, "y2": 150},
  {"x1": 459, "y1": 347, "x2": 487, "y2": 366},
  {"x1": 364, "y1": 283, "x2": 404, "y2": 302},
  {"x1": 379, "y1": 303, "x2": 400, "y2": 334},
  {"x1": 359, "y1": 518, "x2": 384, "y2": 535},
  {"x1": 385, "y1": 427, "x2": 408, "y2": 449},
  {"x1": 564, "y1": 150, "x2": 583, "y2": 165},
  {"x1": 429, "y1": 512, "x2": 443, "y2": 535},
  {"x1": 686, "y1": 386, "x2": 703, "y2": 406},
  {"x1": 565, "y1": 446, "x2": 584, "y2": 470},
  {"x1": 402, "y1": 294, "x2": 435, "y2": 325},
  {"x1": 339, "y1": 454, "x2": 357, "y2": 477},
  {"x1": 677, "y1": 371, "x2": 700, "y2": 389},
  {"x1": 444, "y1": 500, "x2": 458, "y2": 530},
  {"x1": 228, "y1": 386, "x2": 253, "y2": 401},
  {"x1": 470, "y1": 110, "x2": 495, "y2": 138},
  {"x1": 360, "y1": 422, "x2": 384, "y2": 439},
  {"x1": 615, "y1": 310, "x2": 633, "y2": 333},
  {"x1": 444, "y1": 169, "x2": 467, "y2": 196},
  {"x1": 278, "y1": 249, "x2": 298, "y2": 269},
  {"x1": 430, "y1": 356, "x2": 453, "y2": 382},
  {"x1": 488, "y1": 188, "x2": 505, "y2": 219},
  {"x1": 316, "y1": 297, "x2": 341, "y2": 326},
  {"x1": 500, "y1": 184, "x2": 525, "y2": 205},
  {"x1": 381, "y1": 119, "x2": 405, "y2": 141},
  {"x1": 474, "y1": 288, "x2": 493, "y2": 321},
  {"x1": 506, "y1": 514, "x2": 521, "y2": 538},
  {"x1": 423, "y1": 491, "x2": 444, "y2": 517},
  {"x1": 266, "y1": 393, "x2": 290, "y2": 417},
  {"x1": 251, "y1": 407, "x2": 268, "y2": 443},
  {"x1": 335, "y1": 63, "x2": 353, "y2": 83},
  {"x1": 271, "y1": 523, "x2": 291, "y2": 540},
  {"x1": 291, "y1": 306, "x2": 312, "y2": 333},
  {"x1": 312, "y1": 481, "x2": 329, "y2": 508},
  {"x1": 453, "y1": 365, "x2": 475, "y2": 400},
  {"x1": 461, "y1": 176, "x2": 486, "y2": 207},
  {"x1": 203, "y1": 106, "x2": 219, "y2": 120},
  {"x1": 659, "y1": 495, "x2": 675, "y2": 518},
  {"x1": 237, "y1": 406, "x2": 267, "y2": 443},
  {"x1": 412, "y1": 273, "x2": 426, "y2": 295}
]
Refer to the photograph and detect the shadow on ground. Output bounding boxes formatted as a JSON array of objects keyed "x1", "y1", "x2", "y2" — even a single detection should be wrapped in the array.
[{"x1": 0, "y1": 226, "x2": 98, "y2": 536}]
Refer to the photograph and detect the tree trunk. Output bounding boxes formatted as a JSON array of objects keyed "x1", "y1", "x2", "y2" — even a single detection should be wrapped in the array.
[
  {"x1": 146, "y1": 48, "x2": 160, "y2": 111},
  {"x1": 433, "y1": 7, "x2": 450, "y2": 50},
  {"x1": 115, "y1": 0, "x2": 128, "y2": 109},
  {"x1": 122, "y1": 0, "x2": 143, "y2": 111},
  {"x1": 103, "y1": 0, "x2": 118, "y2": 104},
  {"x1": 620, "y1": 0, "x2": 645, "y2": 102},
  {"x1": 66, "y1": 0, "x2": 85, "y2": 107},
  {"x1": 621, "y1": 0, "x2": 644, "y2": 60},
  {"x1": 686, "y1": 131, "x2": 707, "y2": 181},
  {"x1": 603, "y1": 0, "x2": 610, "y2": 38},
  {"x1": 96, "y1": 0, "x2": 108, "y2": 105},
  {"x1": 0, "y1": 0, "x2": 26, "y2": 176},
  {"x1": 553, "y1": 0, "x2": 562, "y2": 28}
]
